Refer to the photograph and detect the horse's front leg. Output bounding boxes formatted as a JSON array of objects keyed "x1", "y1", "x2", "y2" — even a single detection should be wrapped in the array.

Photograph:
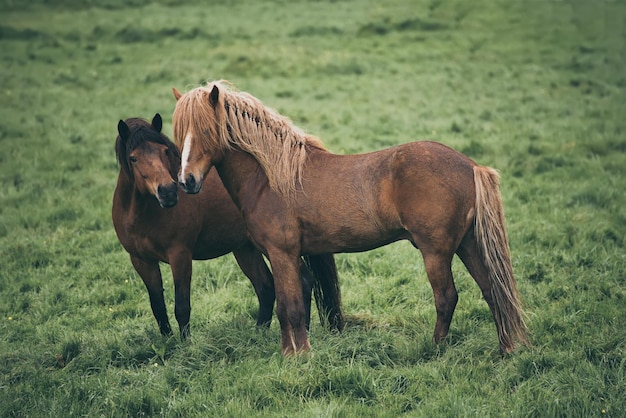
[
  {"x1": 130, "y1": 255, "x2": 172, "y2": 336},
  {"x1": 267, "y1": 248, "x2": 310, "y2": 356},
  {"x1": 169, "y1": 250, "x2": 193, "y2": 340}
]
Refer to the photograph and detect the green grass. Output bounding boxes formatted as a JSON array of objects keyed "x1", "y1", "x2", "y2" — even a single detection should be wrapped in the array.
[{"x1": 1, "y1": 0, "x2": 625, "y2": 416}]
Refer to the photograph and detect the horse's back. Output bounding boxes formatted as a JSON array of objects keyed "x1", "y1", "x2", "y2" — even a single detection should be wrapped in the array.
[{"x1": 392, "y1": 140, "x2": 475, "y2": 169}]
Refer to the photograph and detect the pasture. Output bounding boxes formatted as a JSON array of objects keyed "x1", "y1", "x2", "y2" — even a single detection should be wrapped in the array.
[{"x1": 1, "y1": 0, "x2": 624, "y2": 416}]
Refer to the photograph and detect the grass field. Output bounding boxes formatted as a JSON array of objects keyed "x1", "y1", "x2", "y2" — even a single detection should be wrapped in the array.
[{"x1": 1, "y1": 0, "x2": 625, "y2": 416}]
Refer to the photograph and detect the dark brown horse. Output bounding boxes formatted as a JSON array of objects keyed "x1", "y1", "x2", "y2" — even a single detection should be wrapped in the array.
[
  {"x1": 172, "y1": 81, "x2": 529, "y2": 355},
  {"x1": 112, "y1": 114, "x2": 343, "y2": 339}
]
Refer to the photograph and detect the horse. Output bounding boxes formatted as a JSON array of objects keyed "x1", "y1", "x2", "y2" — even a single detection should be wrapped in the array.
[
  {"x1": 112, "y1": 114, "x2": 343, "y2": 340},
  {"x1": 172, "y1": 81, "x2": 529, "y2": 355}
]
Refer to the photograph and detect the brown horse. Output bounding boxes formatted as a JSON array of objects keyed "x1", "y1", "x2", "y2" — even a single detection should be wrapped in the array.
[
  {"x1": 112, "y1": 114, "x2": 343, "y2": 340},
  {"x1": 172, "y1": 81, "x2": 529, "y2": 355}
]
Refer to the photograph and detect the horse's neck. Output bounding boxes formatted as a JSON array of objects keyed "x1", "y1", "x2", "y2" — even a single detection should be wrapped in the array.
[
  {"x1": 114, "y1": 172, "x2": 159, "y2": 221},
  {"x1": 214, "y1": 149, "x2": 269, "y2": 208},
  {"x1": 215, "y1": 143, "x2": 330, "y2": 202},
  {"x1": 114, "y1": 173, "x2": 134, "y2": 209}
]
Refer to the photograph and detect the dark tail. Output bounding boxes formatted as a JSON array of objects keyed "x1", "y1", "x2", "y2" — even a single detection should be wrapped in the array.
[
  {"x1": 304, "y1": 254, "x2": 344, "y2": 332},
  {"x1": 474, "y1": 166, "x2": 529, "y2": 353}
]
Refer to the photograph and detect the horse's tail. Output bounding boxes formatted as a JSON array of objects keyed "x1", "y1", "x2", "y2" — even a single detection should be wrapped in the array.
[
  {"x1": 474, "y1": 166, "x2": 529, "y2": 352},
  {"x1": 304, "y1": 254, "x2": 344, "y2": 332}
]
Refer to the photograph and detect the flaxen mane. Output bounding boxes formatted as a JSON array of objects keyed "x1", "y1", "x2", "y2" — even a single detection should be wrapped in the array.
[{"x1": 173, "y1": 80, "x2": 326, "y2": 196}]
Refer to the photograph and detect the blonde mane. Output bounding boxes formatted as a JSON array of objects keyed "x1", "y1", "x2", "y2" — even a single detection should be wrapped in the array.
[{"x1": 173, "y1": 80, "x2": 327, "y2": 197}]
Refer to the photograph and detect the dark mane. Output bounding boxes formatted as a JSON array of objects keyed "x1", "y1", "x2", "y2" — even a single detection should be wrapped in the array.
[{"x1": 115, "y1": 117, "x2": 180, "y2": 179}]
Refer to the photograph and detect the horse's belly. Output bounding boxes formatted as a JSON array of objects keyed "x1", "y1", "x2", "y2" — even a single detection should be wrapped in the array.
[
  {"x1": 300, "y1": 217, "x2": 407, "y2": 254},
  {"x1": 191, "y1": 239, "x2": 239, "y2": 260}
]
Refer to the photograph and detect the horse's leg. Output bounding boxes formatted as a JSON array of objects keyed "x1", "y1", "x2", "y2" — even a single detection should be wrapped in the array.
[
  {"x1": 232, "y1": 243, "x2": 275, "y2": 327},
  {"x1": 304, "y1": 254, "x2": 344, "y2": 332},
  {"x1": 456, "y1": 232, "x2": 501, "y2": 344},
  {"x1": 267, "y1": 248, "x2": 310, "y2": 355},
  {"x1": 130, "y1": 255, "x2": 172, "y2": 336},
  {"x1": 420, "y1": 250, "x2": 458, "y2": 344},
  {"x1": 169, "y1": 250, "x2": 193, "y2": 340}
]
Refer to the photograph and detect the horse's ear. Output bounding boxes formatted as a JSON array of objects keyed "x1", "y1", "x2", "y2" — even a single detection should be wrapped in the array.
[
  {"x1": 172, "y1": 87, "x2": 182, "y2": 101},
  {"x1": 209, "y1": 84, "x2": 219, "y2": 106},
  {"x1": 152, "y1": 113, "x2": 163, "y2": 133},
  {"x1": 118, "y1": 120, "x2": 131, "y2": 141}
]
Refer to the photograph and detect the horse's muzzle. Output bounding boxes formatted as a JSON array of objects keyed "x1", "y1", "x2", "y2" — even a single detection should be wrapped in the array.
[
  {"x1": 157, "y1": 183, "x2": 179, "y2": 208},
  {"x1": 179, "y1": 173, "x2": 202, "y2": 195}
]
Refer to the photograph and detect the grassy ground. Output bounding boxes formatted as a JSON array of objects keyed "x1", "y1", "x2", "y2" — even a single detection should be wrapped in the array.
[{"x1": 1, "y1": 0, "x2": 624, "y2": 416}]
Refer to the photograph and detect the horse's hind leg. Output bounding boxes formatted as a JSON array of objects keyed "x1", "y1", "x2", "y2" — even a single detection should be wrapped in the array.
[
  {"x1": 232, "y1": 244, "x2": 275, "y2": 327},
  {"x1": 420, "y1": 250, "x2": 458, "y2": 344},
  {"x1": 298, "y1": 262, "x2": 314, "y2": 331},
  {"x1": 456, "y1": 233, "x2": 499, "y2": 339},
  {"x1": 130, "y1": 255, "x2": 172, "y2": 336}
]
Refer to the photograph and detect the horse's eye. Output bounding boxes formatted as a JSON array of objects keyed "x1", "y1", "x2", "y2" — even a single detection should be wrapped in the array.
[
  {"x1": 129, "y1": 156, "x2": 138, "y2": 163},
  {"x1": 165, "y1": 149, "x2": 170, "y2": 156}
]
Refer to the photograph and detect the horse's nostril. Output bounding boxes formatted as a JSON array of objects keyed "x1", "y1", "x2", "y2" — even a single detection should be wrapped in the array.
[
  {"x1": 158, "y1": 183, "x2": 178, "y2": 198},
  {"x1": 186, "y1": 174, "x2": 196, "y2": 189},
  {"x1": 157, "y1": 183, "x2": 179, "y2": 208},
  {"x1": 179, "y1": 173, "x2": 200, "y2": 194}
]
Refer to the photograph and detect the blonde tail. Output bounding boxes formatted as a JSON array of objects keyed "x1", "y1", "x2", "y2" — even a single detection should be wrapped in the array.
[{"x1": 474, "y1": 166, "x2": 529, "y2": 352}]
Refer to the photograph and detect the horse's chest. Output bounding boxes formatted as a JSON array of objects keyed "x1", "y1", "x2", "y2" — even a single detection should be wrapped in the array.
[{"x1": 122, "y1": 221, "x2": 166, "y2": 260}]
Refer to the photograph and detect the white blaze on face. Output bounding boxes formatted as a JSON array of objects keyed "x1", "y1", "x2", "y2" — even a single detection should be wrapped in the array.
[{"x1": 180, "y1": 132, "x2": 193, "y2": 182}]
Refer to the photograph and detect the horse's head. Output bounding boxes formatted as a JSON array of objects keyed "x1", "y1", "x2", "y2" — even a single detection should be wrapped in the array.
[
  {"x1": 173, "y1": 82, "x2": 318, "y2": 198},
  {"x1": 172, "y1": 85, "x2": 227, "y2": 195},
  {"x1": 116, "y1": 114, "x2": 180, "y2": 208}
]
